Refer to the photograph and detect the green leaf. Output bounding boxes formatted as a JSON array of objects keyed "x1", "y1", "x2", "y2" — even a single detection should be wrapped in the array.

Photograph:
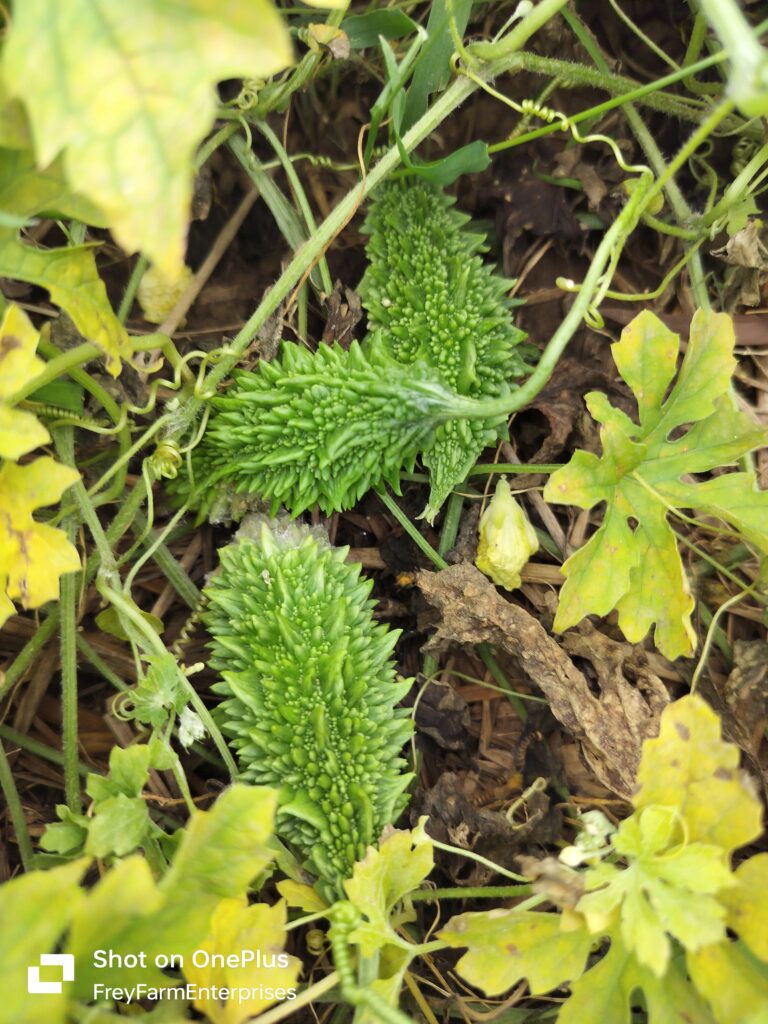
[
  {"x1": 406, "y1": 141, "x2": 491, "y2": 186},
  {"x1": 39, "y1": 804, "x2": 89, "y2": 856},
  {"x1": 687, "y1": 942, "x2": 768, "y2": 1024},
  {"x1": 107, "y1": 743, "x2": 153, "y2": 797},
  {"x1": 402, "y1": 0, "x2": 473, "y2": 130},
  {"x1": 95, "y1": 605, "x2": 163, "y2": 642},
  {"x1": 544, "y1": 310, "x2": 768, "y2": 658},
  {"x1": 634, "y1": 695, "x2": 763, "y2": 854},
  {"x1": 128, "y1": 653, "x2": 189, "y2": 728},
  {"x1": 3, "y1": 0, "x2": 292, "y2": 277},
  {"x1": 439, "y1": 909, "x2": 593, "y2": 996},
  {"x1": 342, "y1": 10, "x2": 420, "y2": 49},
  {"x1": 85, "y1": 794, "x2": 151, "y2": 858},
  {"x1": 0, "y1": 859, "x2": 89, "y2": 1024},
  {"x1": 27, "y1": 379, "x2": 84, "y2": 415}
]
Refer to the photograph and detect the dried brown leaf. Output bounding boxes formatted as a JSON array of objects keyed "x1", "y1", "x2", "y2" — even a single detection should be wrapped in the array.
[{"x1": 416, "y1": 563, "x2": 669, "y2": 797}]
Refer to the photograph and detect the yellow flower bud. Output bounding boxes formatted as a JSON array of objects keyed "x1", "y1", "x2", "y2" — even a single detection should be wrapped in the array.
[{"x1": 476, "y1": 478, "x2": 539, "y2": 591}]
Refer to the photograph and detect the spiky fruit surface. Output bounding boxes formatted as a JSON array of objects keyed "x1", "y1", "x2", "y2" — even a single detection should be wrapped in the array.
[
  {"x1": 359, "y1": 181, "x2": 526, "y2": 519},
  {"x1": 179, "y1": 339, "x2": 482, "y2": 517},
  {"x1": 203, "y1": 520, "x2": 414, "y2": 898}
]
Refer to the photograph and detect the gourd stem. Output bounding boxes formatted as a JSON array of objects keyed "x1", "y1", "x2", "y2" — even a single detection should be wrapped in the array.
[{"x1": 441, "y1": 174, "x2": 653, "y2": 424}]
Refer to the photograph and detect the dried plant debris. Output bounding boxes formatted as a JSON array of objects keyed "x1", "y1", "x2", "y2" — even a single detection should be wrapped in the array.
[{"x1": 416, "y1": 562, "x2": 669, "y2": 797}]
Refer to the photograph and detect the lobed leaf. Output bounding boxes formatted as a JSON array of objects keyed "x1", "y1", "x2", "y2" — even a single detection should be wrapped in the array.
[
  {"x1": 67, "y1": 784, "x2": 277, "y2": 997},
  {"x1": 0, "y1": 149, "x2": 129, "y2": 373},
  {"x1": 0, "y1": 303, "x2": 49, "y2": 459},
  {"x1": 0, "y1": 456, "x2": 80, "y2": 627},
  {"x1": 4, "y1": 0, "x2": 292, "y2": 277},
  {"x1": 439, "y1": 908, "x2": 593, "y2": 996},
  {"x1": 184, "y1": 897, "x2": 300, "y2": 1024},
  {"x1": 345, "y1": 819, "x2": 433, "y2": 955},
  {"x1": 545, "y1": 310, "x2": 768, "y2": 658},
  {"x1": 0, "y1": 859, "x2": 89, "y2": 1024},
  {"x1": 633, "y1": 695, "x2": 763, "y2": 854}
]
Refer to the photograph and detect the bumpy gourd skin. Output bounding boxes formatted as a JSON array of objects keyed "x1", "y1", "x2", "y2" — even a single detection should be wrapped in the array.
[
  {"x1": 177, "y1": 339, "x2": 477, "y2": 518},
  {"x1": 203, "y1": 521, "x2": 413, "y2": 898},
  {"x1": 359, "y1": 181, "x2": 526, "y2": 520}
]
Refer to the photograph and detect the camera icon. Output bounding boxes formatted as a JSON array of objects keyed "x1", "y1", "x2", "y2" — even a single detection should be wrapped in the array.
[{"x1": 27, "y1": 954, "x2": 74, "y2": 994}]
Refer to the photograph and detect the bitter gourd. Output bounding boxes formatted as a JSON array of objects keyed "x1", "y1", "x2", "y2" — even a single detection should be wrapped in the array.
[
  {"x1": 182, "y1": 338, "x2": 503, "y2": 518},
  {"x1": 179, "y1": 180, "x2": 525, "y2": 522},
  {"x1": 203, "y1": 519, "x2": 414, "y2": 898},
  {"x1": 359, "y1": 181, "x2": 526, "y2": 520}
]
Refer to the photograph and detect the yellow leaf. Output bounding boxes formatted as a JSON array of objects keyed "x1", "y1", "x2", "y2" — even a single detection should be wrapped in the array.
[
  {"x1": 720, "y1": 854, "x2": 768, "y2": 963},
  {"x1": 0, "y1": 405, "x2": 49, "y2": 460},
  {"x1": 634, "y1": 695, "x2": 763, "y2": 855},
  {"x1": 4, "y1": 0, "x2": 293, "y2": 276},
  {"x1": 476, "y1": 477, "x2": 539, "y2": 591},
  {"x1": 184, "y1": 897, "x2": 300, "y2": 1024},
  {"x1": 687, "y1": 941, "x2": 768, "y2": 1024},
  {"x1": 0, "y1": 457, "x2": 80, "y2": 624},
  {"x1": 0, "y1": 304, "x2": 45, "y2": 399}
]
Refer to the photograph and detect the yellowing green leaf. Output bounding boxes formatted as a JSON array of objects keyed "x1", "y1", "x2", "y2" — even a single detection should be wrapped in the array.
[
  {"x1": 344, "y1": 819, "x2": 433, "y2": 955},
  {"x1": 68, "y1": 785, "x2": 278, "y2": 998},
  {"x1": 4, "y1": 0, "x2": 293, "y2": 276},
  {"x1": 184, "y1": 898, "x2": 300, "y2": 1024},
  {"x1": 0, "y1": 457, "x2": 80, "y2": 626},
  {"x1": 721, "y1": 854, "x2": 768, "y2": 962},
  {"x1": 634, "y1": 695, "x2": 763, "y2": 854},
  {"x1": 276, "y1": 879, "x2": 329, "y2": 913},
  {"x1": 0, "y1": 150, "x2": 128, "y2": 373},
  {"x1": 0, "y1": 234, "x2": 129, "y2": 376},
  {"x1": 0, "y1": 147, "x2": 107, "y2": 226},
  {"x1": 439, "y1": 908, "x2": 592, "y2": 996},
  {"x1": 0, "y1": 859, "x2": 88, "y2": 1024},
  {"x1": 687, "y1": 941, "x2": 768, "y2": 1024},
  {"x1": 560, "y1": 932, "x2": 716, "y2": 1024},
  {"x1": 544, "y1": 310, "x2": 768, "y2": 658},
  {"x1": 0, "y1": 81, "x2": 30, "y2": 150}
]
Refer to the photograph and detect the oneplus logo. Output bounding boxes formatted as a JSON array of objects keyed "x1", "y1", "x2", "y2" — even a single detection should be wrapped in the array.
[{"x1": 27, "y1": 954, "x2": 74, "y2": 994}]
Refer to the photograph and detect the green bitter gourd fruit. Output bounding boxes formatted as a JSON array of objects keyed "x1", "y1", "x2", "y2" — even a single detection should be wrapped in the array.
[
  {"x1": 359, "y1": 180, "x2": 526, "y2": 520},
  {"x1": 179, "y1": 180, "x2": 525, "y2": 522},
  {"x1": 182, "y1": 338, "x2": 503, "y2": 518},
  {"x1": 202, "y1": 518, "x2": 414, "y2": 898}
]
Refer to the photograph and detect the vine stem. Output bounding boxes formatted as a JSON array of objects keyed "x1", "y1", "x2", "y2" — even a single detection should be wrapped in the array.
[
  {"x1": 451, "y1": 171, "x2": 653, "y2": 423},
  {"x1": 53, "y1": 427, "x2": 83, "y2": 812},
  {"x1": 430, "y1": 838, "x2": 529, "y2": 881},
  {"x1": 96, "y1": 581, "x2": 239, "y2": 781},
  {"x1": 411, "y1": 884, "x2": 533, "y2": 901},
  {"x1": 194, "y1": 0, "x2": 570, "y2": 405}
]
